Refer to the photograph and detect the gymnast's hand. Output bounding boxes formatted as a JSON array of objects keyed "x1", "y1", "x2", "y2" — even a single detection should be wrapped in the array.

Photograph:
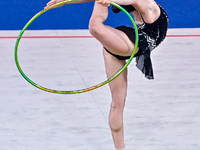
[
  {"x1": 97, "y1": 0, "x2": 111, "y2": 7},
  {"x1": 45, "y1": 0, "x2": 64, "y2": 9}
]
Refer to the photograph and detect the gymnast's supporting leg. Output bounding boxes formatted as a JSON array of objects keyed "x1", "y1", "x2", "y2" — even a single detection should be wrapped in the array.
[
  {"x1": 103, "y1": 49, "x2": 127, "y2": 149},
  {"x1": 89, "y1": 2, "x2": 136, "y2": 149}
]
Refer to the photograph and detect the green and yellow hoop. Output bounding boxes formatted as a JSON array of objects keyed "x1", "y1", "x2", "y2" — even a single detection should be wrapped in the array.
[{"x1": 14, "y1": 0, "x2": 139, "y2": 94}]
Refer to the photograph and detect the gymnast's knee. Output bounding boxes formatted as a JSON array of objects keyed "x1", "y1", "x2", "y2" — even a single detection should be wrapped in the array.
[
  {"x1": 89, "y1": 18, "x2": 101, "y2": 37},
  {"x1": 109, "y1": 100, "x2": 125, "y2": 131}
]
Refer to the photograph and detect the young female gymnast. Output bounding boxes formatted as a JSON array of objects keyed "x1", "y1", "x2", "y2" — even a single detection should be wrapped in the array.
[{"x1": 46, "y1": 0, "x2": 168, "y2": 149}]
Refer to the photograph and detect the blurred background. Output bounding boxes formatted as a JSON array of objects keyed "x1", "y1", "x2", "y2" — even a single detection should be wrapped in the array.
[{"x1": 0, "y1": 0, "x2": 200, "y2": 30}]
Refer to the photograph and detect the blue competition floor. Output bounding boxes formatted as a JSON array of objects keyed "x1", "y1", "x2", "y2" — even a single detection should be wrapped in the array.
[{"x1": 0, "y1": 28, "x2": 200, "y2": 150}]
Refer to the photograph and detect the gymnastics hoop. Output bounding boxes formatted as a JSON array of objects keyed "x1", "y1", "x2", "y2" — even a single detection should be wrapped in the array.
[{"x1": 14, "y1": 0, "x2": 139, "y2": 94}]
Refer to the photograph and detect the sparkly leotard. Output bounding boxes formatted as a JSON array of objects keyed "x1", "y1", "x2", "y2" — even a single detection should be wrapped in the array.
[{"x1": 105, "y1": 4, "x2": 169, "y2": 79}]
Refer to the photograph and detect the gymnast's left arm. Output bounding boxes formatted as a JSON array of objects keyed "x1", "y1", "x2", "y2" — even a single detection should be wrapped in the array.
[{"x1": 45, "y1": 0, "x2": 93, "y2": 9}]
